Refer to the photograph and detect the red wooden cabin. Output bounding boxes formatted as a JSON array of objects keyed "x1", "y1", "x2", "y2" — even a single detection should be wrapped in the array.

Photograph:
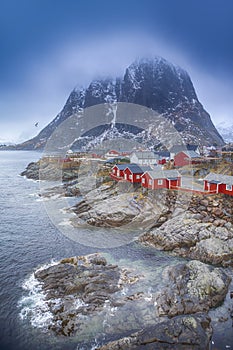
[
  {"x1": 110, "y1": 164, "x2": 128, "y2": 181},
  {"x1": 123, "y1": 164, "x2": 145, "y2": 183},
  {"x1": 204, "y1": 173, "x2": 233, "y2": 196},
  {"x1": 174, "y1": 151, "x2": 202, "y2": 167},
  {"x1": 141, "y1": 170, "x2": 181, "y2": 190}
]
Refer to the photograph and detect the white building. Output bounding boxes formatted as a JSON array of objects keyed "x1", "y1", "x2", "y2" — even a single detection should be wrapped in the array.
[{"x1": 130, "y1": 151, "x2": 158, "y2": 165}]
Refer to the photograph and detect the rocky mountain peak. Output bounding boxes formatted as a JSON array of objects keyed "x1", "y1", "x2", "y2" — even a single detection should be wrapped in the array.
[
  {"x1": 15, "y1": 56, "x2": 224, "y2": 150},
  {"x1": 123, "y1": 56, "x2": 198, "y2": 111}
]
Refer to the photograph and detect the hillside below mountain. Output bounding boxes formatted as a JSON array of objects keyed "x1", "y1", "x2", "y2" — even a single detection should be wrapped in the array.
[{"x1": 15, "y1": 57, "x2": 224, "y2": 150}]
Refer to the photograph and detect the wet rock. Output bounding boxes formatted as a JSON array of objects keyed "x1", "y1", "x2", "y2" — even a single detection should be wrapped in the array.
[
  {"x1": 189, "y1": 238, "x2": 233, "y2": 266},
  {"x1": 21, "y1": 160, "x2": 79, "y2": 182},
  {"x1": 139, "y1": 211, "x2": 233, "y2": 267},
  {"x1": 155, "y1": 260, "x2": 231, "y2": 317},
  {"x1": 33, "y1": 253, "x2": 142, "y2": 336},
  {"x1": 213, "y1": 219, "x2": 226, "y2": 227},
  {"x1": 21, "y1": 161, "x2": 39, "y2": 180},
  {"x1": 200, "y1": 199, "x2": 209, "y2": 207},
  {"x1": 212, "y1": 208, "x2": 224, "y2": 217},
  {"x1": 96, "y1": 314, "x2": 212, "y2": 350},
  {"x1": 72, "y1": 184, "x2": 161, "y2": 228}
]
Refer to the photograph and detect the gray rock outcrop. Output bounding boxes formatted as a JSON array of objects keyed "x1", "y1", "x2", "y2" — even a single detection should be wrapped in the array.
[
  {"x1": 155, "y1": 260, "x2": 231, "y2": 317},
  {"x1": 139, "y1": 193, "x2": 233, "y2": 267},
  {"x1": 96, "y1": 314, "x2": 212, "y2": 350}
]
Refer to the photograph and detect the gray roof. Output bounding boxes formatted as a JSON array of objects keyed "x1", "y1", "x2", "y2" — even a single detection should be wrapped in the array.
[
  {"x1": 155, "y1": 151, "x2": 170, "y2": 158},
  {"x1": 182, "y1": 150, "x2": 201, "y2": 159},
  {"x1": 204, "y1": 173, "x2": 233, "y2": 186},
  {"x1": 146, "y1": 169, "x2": 180, "y2": 180},
  {"x1": 114, "y1": 164, "x2": 129, "y2": 170},
  {"x1": 131, "y1": 151, "x2": 158, "y2": 160},
  {"x1": 169, "y1": 145, "x2": 198, "y2": 153},
  {"x1": 140, "y1": 165, "x2": 153, "y2": 172},
  {"x1": 125, "y1": 164, "x2": 145, "y2": 173}
]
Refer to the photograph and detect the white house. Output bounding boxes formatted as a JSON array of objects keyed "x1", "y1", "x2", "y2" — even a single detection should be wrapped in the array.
[{"x1": 130, "y1": 151, "x2": 158, "y2": 165}]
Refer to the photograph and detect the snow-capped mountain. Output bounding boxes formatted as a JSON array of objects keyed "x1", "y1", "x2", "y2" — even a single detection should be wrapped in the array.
[
  {"x1": 16, "y1": 56, "x2": 224, "y2": 150},
  {"x1": 216, "y1": 123, "x2": 233, "y2": 143}
]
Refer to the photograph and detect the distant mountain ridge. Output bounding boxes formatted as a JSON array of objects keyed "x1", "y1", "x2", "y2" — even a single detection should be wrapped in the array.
[
  {"x1": 16, "y1": 56, "x2": 224, "y2": 150},
  {"x1": 216, "y1": 123, "x2": 233, "y2": 143}
]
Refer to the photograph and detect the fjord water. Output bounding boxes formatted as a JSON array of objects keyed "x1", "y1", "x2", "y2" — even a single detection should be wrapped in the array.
[
  {"x1": 0, "y1": 151, "x2": 174, "y2": 350},
  {"x1": 0, "y1": 151, "x2": 232, "y2": 350}
]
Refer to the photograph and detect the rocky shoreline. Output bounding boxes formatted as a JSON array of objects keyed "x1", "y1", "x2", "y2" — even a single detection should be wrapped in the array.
[
  {"x1": 35, "y1": 253, "x2": 136, "y2": 337},
  {"x1": 139, "y1": 193, "x2": 233, "y2": 267},
  {"x1": 30, "y1": 253, "x2": 232, "y2": 350},
  {"x1": 21, "y1": 162, "x2": 233, "y2": 348}
]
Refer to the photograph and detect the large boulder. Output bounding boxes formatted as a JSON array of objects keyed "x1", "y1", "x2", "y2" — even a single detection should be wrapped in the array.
[
  {"x1": 139, "y1": 213, "x2": 233, "y2": 267},
  {"x1": 72, "y1": 184, "x2": 161, "y2": 228},
  {"x1": 155, "y1": 260, "x2": 231, "y2": 317},
  {"x1": 21, "y1": 161, "x2": 39, "y2": 180}
]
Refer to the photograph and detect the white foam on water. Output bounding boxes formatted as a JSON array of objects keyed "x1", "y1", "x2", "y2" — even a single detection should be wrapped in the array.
[
  {"x1": 144, "y1": 287, "x2": 153, "y2": 302},
  {"x1": 73, "y1": 298, "x2": 87, "y2": 309},
  {"x1": 58, "y1": 218, "x2": 72, "y2": 227},
  {"x1": 35, "y1": 197, "x2": 49, "y2": 202},
  {"x1": 22, "y1": 176, "x2": 42, "y2": 184},
  {"x1": 29, "y1": 192, "x2": 40, "y2": 198},
  {"x1": 120, "y1": 286, "x2": 129, "y2": 296},
  {"x1": 59, "y1": 207, "x2": 76, "y2": 216},
  {"x1": 78, "y1": 340, "x2": 102, "y2": 350},
  {"x1": 18, "y1": 260, "x2": 59, "y2": 330}
]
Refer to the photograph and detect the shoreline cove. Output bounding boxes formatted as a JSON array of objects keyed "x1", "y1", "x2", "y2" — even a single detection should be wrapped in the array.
[{"x1": 0, "y1": 151, "x2": 232, "y2": 349}]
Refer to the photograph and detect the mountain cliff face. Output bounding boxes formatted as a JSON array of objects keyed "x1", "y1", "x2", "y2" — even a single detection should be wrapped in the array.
[{"x1": 17, "y1": 57, "x2": 224, "y2": 150}]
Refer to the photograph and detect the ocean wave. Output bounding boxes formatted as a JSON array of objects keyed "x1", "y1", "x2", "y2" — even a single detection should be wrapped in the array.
[
  {"x1": 18, "y1": 260, "x2": 58, "y2": 330},
  {"x1": 58, "y1": 218, "x2": 73, "y2": 227}
]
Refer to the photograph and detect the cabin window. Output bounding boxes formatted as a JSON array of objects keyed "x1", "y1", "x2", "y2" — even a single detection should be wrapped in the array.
[
  {"x1": 149, "y1": 179, "x2": 152, "y2": 185},
  {"x1": 226, "y1": 184, "x2": 232, "y2": 191},
  {"x1": 117, "y1": 170, "x2": 120, "y2": 177},
  {"x1": 136, "y1": 175, "x2": 141, "y2": 179},
  {"x1": 158, "y1": 179, "x2": 163, "y2": 185},
  {"x1": 129, "y1": 174, "x2": 133, "y2": 180},
  {"x1": 142, "y1": 178, "x2": 145, "y2": 184}
]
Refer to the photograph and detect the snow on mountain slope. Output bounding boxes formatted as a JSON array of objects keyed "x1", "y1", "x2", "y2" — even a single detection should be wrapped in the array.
[
  {"x1": 216, "y1": 123, "x2": 233, "y2": 143},
  {"x1": 16, "y1": 56, "x2": 224, "y2": 150}
]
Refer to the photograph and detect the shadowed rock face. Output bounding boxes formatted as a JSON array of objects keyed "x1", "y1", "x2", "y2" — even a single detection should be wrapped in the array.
[{"x1": 16, "y1": 57, "x2": 224, "y2": 150}]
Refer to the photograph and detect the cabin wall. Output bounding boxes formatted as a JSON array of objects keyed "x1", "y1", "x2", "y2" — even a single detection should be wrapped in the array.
[
  {"x1": 123, "y1": 168, "x2": 131, "y2": 182},
  {"x1": 141, "y1": 173, "x2": 152, "y2": 188},
  {"x1": 133, "y1": 173, "x2": 142, "y2": 183},
  {"x1": 153, "y1": 178, "x2": 167, "y2": 189},
  {"x1": 219, "y1": 183, "x2": 233, "y2": 196},
  {"x1": 170, "y1": 179, "x2": 178, "y2": 188},
  {"x1": 204, "y1": 180, "x2": 208, "y2": 191},
  {"x1": 123, "y1": 169, "x2": 142, "y2": 183},
  {"x1": 174, "y1": 152, "x2": 189, "y2": 167},
  {"x1": 204, "y1": 181, "x2": 218, "y2": 192}
]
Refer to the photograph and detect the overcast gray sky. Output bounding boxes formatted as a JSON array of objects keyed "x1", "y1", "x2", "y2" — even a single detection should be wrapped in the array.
[{"x1": 1, "y1": 0, "x2": 233, "y2": 143}]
